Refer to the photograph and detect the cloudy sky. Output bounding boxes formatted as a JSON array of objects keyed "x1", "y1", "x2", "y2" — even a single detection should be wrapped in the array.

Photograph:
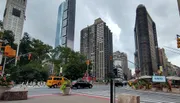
[{"x1": 1, "y1": 0, "x2": 180, "y2": 74}]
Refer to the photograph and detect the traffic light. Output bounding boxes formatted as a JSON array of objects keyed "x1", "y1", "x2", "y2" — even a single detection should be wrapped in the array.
[
  {"x1": 177, "y1": 37, "x2": 180, "y2": 48},
  {"x1": 113, "y1": 68, "x2": 118, "y2": 77},
  {"x1": 4, "y1": 45, "x2": 16, "y2": 57},
  {"x1": 0, "y1": 66, "x2": 2, "y2": 71},
  {"x1": 86, "y1": 60, "x2": 90, "y2": 65},
  {"x1": 4, "y1": 45, "x2": 11, "y2": 56},
  {"x1": 110, "y1": 56, "x2": 113, "y2": 61},
  {"x1": 28, "y1": 53, "x2": 31, "y2": 60},
  {"x1": 8, "y1": 49, "x2": 16, "y2": 57}
]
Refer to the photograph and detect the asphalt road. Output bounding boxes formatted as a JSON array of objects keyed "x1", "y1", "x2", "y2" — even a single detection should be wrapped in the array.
[{"x1": 28, "y1": 85, "x2": 180, "y2": 103}]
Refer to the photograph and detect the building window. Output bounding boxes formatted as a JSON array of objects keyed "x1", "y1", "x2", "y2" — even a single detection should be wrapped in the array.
[
  {"x1": 61, "y1": 36, "x2": 66, "y2": 44},
  {"x1": 63, "y1": 11, "x2": 67, "y2": 19},
  {"x1": 12, "y1": 8, "x2": 21, "y2": 18},
  {"x1": 64, "y1": 0, "x2": 68, "y2": 10},
  {"x1": 63, "y1": 19, "x2": 67, "y2": 27},
  {"x1": 62, "y1": 27, "x2": 67, "y2": 36}
]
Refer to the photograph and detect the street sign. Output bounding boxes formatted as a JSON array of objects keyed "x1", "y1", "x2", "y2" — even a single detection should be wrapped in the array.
[{"x1": 152, "y1": 76, "x2": 166, "y2": 82}]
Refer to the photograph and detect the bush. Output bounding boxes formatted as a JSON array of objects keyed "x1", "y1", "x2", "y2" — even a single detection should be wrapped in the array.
[{"x1": 0, "y1": 75, "x2": 12, "y2": 87}]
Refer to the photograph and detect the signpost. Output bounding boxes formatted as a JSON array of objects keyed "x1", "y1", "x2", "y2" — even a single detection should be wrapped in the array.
[
  {"x1": 109, "y1": 55, "x2": 114, "y2": 103},
  {"x1": 152, "y1": 76, "x2": 166, "y2": 82},
  {"x1": 0, "y1": 52, "x2": 2, "y2": 64},
  {"x1": 86, "y1": 60, "x2": 90, "y2": 82}
]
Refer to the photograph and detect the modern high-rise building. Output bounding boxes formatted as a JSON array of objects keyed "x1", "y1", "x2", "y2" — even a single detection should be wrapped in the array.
[
  {"x1": 3, "y1": 0, "x2": 27, "y2": 44},
  {"x1": 113, "y1": 51, "x2": 129, "y2": 80},
  {"x1": 134, "y1": 4, "x2": 159, "y2": 76},
  {"x1": 177, "y1": 0, "x2": 180, "y2": 16},
  {"x1": 80, "y1": 18, "x2": 113, "y2": 80},
  {"x1": 54, "y1": 0, "x2": 76, "y2": 50}
]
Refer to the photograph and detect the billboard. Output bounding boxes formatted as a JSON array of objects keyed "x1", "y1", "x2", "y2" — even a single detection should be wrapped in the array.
[{"x1": 152, "y1": 76, "x2": 166, "y2": 82}]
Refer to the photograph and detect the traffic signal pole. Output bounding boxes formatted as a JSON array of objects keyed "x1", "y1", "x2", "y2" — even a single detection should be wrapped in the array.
[
  {"x1": 1, "y1": 56, "x2": 6, "y2": 76},
  {"x1": 109, "y1": 55, "x2": 114, "y2": 103},
  {"x1": 110, "y1": 78, "x2": 113, "y2": 103},
  {"x1": 15, "y1": 41, "x2": 20, "y2": 66}
]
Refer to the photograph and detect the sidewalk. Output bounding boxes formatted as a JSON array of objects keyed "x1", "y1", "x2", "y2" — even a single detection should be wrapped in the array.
[{"x1": 0, "y1": 94, "x2": 109, "y2": 103}]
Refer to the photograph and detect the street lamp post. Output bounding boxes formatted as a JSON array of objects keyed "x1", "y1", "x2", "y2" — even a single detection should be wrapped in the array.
[
  {"x1": 86, "y1": 59, "x2": 90, "y2": 82},
  {"x1": 109, "y1": 55, "x2": 114, "y2": 103},
  {"x1": 1, "y1": 56, "x2": 7, "y2": 76},
  {"x1": 15, "y1": 41, "x2": 20, "y2": 66},
  {"x1": 0, "y1": 39, "x2": 9, "y2": 76}
]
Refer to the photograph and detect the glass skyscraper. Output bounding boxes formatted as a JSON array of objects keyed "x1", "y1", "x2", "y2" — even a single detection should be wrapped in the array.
[{"x1": 55, "y1": 0, "x2": 76, "y2": 50}]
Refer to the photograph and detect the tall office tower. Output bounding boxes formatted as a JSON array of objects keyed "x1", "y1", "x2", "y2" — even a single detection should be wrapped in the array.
[
  {"x1": 55, "y1": 0, "x2": 76, "y2": 50},
  {"x1": 80, "y1": 18, "x2": 113, "y2": 80},
  {"x1": 3, "y1": 0, "x2": 27, "y2": 44},
  {"x1": 134, "y1": 4, "x2": 159, "y2": 76}
]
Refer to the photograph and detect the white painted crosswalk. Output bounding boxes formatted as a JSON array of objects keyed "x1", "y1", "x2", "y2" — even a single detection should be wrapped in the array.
[{"x1": 71, "y1": 88, "x2": 179, "y2": 103}]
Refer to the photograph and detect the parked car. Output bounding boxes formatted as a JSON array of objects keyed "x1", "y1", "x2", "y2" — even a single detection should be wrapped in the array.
[
  {"x1": 71, "y1": 80, "x2": 93, "y2": 89},
  {"x1": 114, "y1": 80, "x2": 123, "y2": 87},
  {"x1": 122, "y1": 81, "x2": 128, "y2": 86}
]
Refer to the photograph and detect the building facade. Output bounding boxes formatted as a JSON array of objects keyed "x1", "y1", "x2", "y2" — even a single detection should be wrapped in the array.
[
  {"x1": 55, "y1": 0, "x2": 76, "y2": 50},
  {"x1": 3, "y1": 0, "x2": 27, "y2": 44},
  {"x1": 80, "y1": 18, "x2": 113, "y2": 80},
  {"x1": 128, "y1": 69, "x2": 132, "y2": 80},
  {"x1": 113, "y1": 51, "x2": 129, "y2": 80},
  {"x1": 158, "y1": 48, "x2": 168, "y2": 76},
  {"x1": 134, "y1": 4, "x2": 159, "y2": 76},
  {"x1": 114, "y1": 67, "x2": 124, "y2": 81},
  {"x1": 177, "y1": 0, "x2": 180, "y2": 16}
]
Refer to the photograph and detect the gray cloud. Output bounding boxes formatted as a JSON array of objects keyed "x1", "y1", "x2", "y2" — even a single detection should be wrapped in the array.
[{"x1": 1, "y1": 0, "x2": 180, "y2": 67}]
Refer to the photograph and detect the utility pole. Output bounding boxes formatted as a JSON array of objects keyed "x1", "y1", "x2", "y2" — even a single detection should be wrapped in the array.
[
  {"x1": 86, "y1": 59, "x2": 90, "y2": 82},
  {"x1": 15, "y1": 41, "x2": 20, "y2": 66},
  {"x1": 177, "y1": 34, "x2": 180, "y2": 48},
  {"x1": 1, "y1": 56, "x2": 7, "y2": 76}
]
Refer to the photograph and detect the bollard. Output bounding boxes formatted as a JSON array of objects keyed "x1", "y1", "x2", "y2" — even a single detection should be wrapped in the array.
[{"x1": 117, "y1": 94, "x2": 140, "y2": 103}]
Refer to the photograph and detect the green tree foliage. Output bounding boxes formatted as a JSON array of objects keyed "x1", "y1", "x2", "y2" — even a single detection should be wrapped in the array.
[
  {"x1": 48, "y1": 46, "x2": 92, "y2": 80},
  {"x1": 2, "y1": 32, "x2": 52, "y2": 83},
  {"x1": 2, "y1": 30, "x2": 90, "y2": 82},
  {"x1": 2, "y1": 30, "x2": 15, "y2": 46}
]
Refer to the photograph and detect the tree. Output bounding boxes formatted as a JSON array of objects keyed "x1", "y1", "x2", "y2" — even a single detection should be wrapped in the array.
[
  {"x1": 30, "y1": 38, "x2": 52, "y2": 62},
  {"x1": 3, "y1": 32, "x2": 52, "y2": 82},
  {"x1": 47, "y1": 46, "x2": 89, "y2": 80},
  {"x1": 0, "y1": 20, "x2": 2, "y2": 28},
  {"x1": 3, "y1": 30, "x2": 15, "y2": 46}
]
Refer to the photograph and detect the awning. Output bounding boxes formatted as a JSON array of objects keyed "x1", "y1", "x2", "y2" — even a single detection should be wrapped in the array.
[
  {"x1": 166, "y1": 76, "x2": 180, "y2": 81},
  {"x1": 139, "y1": 75, "x2": 152, "y2": 79}
]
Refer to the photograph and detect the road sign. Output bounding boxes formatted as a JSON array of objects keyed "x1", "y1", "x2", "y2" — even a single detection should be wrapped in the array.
[{"x1": 152, "y1": 76, "x2": 166, "y2": 82}]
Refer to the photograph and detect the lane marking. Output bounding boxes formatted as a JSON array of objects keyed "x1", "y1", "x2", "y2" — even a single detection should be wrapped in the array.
[
  {"x1": 28, "y1": 92, "x2": 178, "y2": 103},
  {"x1": 125, "y1": 88, "x2": 180, "y2": 96}
]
